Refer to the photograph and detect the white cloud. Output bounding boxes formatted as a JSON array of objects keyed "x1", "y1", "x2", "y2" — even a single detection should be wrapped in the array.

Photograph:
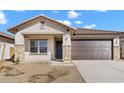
[
  {"x1": 0, "y1": 11, "x2": 7, "y2": 24},
  {"x1": 83, "y1": 24, "x2": 96, "y2": 29},
  {"x1": 75, "y1": 20, "x2": 83, "y2": 24},
  {"x1": 63, "y1": 20, "x2": 72, "y2": 25},
  {"x1": 96, "y1": 10, "x2": 108, "y2": 12},
  {"x1": 52, "y1": 10, "x2": 59, "y2": 13},
  {"x1": 68, "y1": 10, "x2": 81, "y2": 19},
  {"x1": 57, "y1": 20, "x2": 72, "y2": 25}
]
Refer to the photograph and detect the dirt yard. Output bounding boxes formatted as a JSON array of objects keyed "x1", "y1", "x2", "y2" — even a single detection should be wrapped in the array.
[{"x1": 0, "y1": 62, "x2": 85, "y2": 83}]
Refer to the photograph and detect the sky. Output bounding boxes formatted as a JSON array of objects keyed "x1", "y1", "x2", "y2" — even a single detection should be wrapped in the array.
[{"x1": 0, "y1": 10, "x2": 124, "y2": 35}]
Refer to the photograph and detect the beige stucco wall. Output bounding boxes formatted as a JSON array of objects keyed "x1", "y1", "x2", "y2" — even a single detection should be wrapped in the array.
[
  {"x1": 0, "y1": 36, "x2": 14, "y2": 60},
  {"x1": 21, "y1": 23, "x2": 64, "y2": 35},
  {"x1": 15, "y1": 31, "x2": 24, "y2": 45},
  {"x1": 0, "y1": 42, "x2": 14, "y2": 60},
  {"x1": 63, "y1": 31, "x2": 71, "y2": 45}
]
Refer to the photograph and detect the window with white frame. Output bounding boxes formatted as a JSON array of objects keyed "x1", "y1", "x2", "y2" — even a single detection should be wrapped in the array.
[{"x1": 30, "y1": 40, "x2": 48, "y2": 53}]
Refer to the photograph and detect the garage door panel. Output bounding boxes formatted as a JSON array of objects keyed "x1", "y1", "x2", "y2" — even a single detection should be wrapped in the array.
[{"x1": 71, "y1": 40, "x2": 112, "y2": 60}]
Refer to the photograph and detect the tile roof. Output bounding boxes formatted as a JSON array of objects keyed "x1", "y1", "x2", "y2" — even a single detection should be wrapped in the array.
[
  {"x1": 75, "y1": 28, "x2": 124, "y2": 35},
  {"x1": 0, "y1": 31, "x2": 14, "y2": 40}
]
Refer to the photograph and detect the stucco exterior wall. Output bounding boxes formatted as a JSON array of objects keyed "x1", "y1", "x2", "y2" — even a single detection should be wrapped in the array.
[
  {"x1": 0, "y1": 42, "x2": 14, "y2": 60},
  {"x1": 15, "y1": 31, "x2": 24, "y2": 45},
  {"x1": 63, "y1": 31, "x2": 71, "y2": 45},
  {"x1": 0, "y1": 36, "x2": 14, "y2": 60},
  {"x1": 21, "y1": 23, "x2": 64, "y2": 35}
]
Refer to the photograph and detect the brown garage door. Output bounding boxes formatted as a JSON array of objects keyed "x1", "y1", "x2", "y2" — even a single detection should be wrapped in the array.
[{"x1": 71, "y1": 40, "x2": 112, "y2": 60}]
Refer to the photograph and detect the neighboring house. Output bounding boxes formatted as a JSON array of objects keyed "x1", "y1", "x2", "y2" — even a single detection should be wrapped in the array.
[
  {"x1": 0, "y1": 32, "x2": 14, "y2": 60},
  {"x1": 8, "y1": 15, "x2": 124, "y2": 63}
]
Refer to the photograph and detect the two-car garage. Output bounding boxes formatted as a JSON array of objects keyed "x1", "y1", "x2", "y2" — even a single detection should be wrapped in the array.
[{"x1": 71, "y1": 40, "x2": 113, "y2": 60}]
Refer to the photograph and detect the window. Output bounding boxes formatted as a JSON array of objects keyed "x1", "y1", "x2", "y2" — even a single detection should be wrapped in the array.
[
  {"x1": 30, "y1": 40, "x2": 38, "y2": 53},
  {"x1": 30, "y1": 40, "x2": 47, "y2": 53},
  {"x1": 39, "y1": 40, "x2": 47, "y2": 53}
]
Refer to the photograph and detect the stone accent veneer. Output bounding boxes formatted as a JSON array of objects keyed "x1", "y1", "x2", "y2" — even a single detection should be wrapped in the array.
[
  {"x1": 15, "y1": 45, "x2": 25, "y2": 62},
  {"x1": 62, "y1": 45, "x2": 71, "y2": 63},
  {"x1": 114, "y1": 46, "x2": 120, "y2": 60}
]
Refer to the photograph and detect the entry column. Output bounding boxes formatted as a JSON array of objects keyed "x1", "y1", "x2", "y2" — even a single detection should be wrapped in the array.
[
  {"x1": 62, "y1": 30, "x2": 71, "y2": 63},
  {"x1": 113, "y1": 37, "x2": 120, "y2": 60}
]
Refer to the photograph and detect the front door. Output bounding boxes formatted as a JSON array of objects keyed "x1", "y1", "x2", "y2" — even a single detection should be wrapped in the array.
[{"x1": 56, "y1": 41, "x2": 62, "y2": 59}]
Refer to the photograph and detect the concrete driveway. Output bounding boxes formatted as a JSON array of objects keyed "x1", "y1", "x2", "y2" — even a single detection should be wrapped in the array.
[{"x1": 72, "y1": 60, "x2": 124, "y2": 83}]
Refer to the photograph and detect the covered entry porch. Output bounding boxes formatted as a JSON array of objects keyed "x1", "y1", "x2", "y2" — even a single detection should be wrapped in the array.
[{"x1": 15, "y1": 30, "x2": 72, "y2": 63}]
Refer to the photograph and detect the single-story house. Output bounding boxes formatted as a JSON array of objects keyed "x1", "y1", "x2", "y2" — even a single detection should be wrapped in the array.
[
  {"x1": 7, "y1": 15, "x2": 124, "y2": 63},
  {"x1": 0, "y1": 31, "x2": 14, "y2": 60}
]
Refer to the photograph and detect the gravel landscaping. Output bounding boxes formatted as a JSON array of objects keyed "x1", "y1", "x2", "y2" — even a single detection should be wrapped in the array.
[{"x1": 0, "y1": 62, "x2": 85, "y2": 83}]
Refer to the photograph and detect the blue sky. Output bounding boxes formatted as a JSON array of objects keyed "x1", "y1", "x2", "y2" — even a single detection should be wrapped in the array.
[{"x1": 0, "y1": 10, "x2": 124, "y2": 35}]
